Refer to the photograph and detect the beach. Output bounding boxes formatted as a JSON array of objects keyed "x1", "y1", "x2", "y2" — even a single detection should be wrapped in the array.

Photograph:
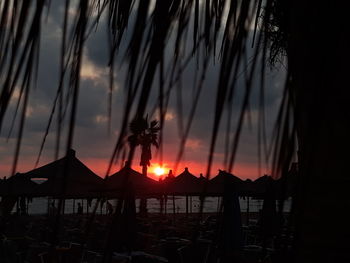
[{"x1": 16, "y1": 196, "x2": 292, "y2": 215}]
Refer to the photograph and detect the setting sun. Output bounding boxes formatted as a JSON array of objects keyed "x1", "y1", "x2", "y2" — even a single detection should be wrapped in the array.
[{"x1": 154, "y1": 167, "x2": 165, "y2": 176}]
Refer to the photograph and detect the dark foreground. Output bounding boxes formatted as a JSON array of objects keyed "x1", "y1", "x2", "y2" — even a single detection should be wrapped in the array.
[{"x1": 0, "y1": 212, "x2": 293, "y2": 263}]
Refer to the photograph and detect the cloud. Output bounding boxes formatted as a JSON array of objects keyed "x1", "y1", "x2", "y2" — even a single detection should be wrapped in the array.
[{"x1": 0, "y1": 3, "x2": 286, "y2": 180}]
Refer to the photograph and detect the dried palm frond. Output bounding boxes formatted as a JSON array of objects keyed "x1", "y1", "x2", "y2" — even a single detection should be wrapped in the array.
[{"x1": 1, "y1": 0, "x2": 296, "y2": 254}]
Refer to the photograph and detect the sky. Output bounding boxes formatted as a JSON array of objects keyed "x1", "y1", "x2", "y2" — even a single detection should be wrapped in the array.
[{"x1": 0, "y1": 1, "x2": 286, "y2": 180}]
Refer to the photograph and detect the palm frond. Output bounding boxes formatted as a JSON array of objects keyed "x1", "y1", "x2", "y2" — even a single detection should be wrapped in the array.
[{"x1": 0, "y1": 0, "x2": 297, "y2": 253}]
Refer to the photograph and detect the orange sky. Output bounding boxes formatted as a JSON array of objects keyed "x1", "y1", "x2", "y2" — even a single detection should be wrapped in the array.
[
  {"x1": 0, "y1": 146, "x2": 269, "y2": 181},
  {"x1": 79, "y1": 157, "x2": 265, "y2": 181}
]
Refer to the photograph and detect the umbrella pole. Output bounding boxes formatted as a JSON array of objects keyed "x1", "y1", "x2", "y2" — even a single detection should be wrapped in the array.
[
  {"x1": 86, "y1": 199, "x2": 89, "y2": 214},
  {"x1": 159, "y1": 195, "x2": 163, "y2": 214},
  {"x1": 186, "y1": 195, "x2": 189, "y2": 216},
  {"x1": 217, "y1": 196, "x2": 221, "y2": 212},
  {"x1": 16, "y1": 197, "x2": 19, "y2": 214},
  {"x1": 246, "y1": 196, "x2": 250, "y2": 226},
  {"x1": 190, "y1": 196, "x2": 192, "y2": 213},
  {"x1": 172, "y1": 195, "x2": 176, "y2": 220},
  {"x1": 62, "y1": 199, "x2": 65, "y2": 215},
  {"x1": 73, "y1": 199, "x2": 75, "y2": 214},
  {"x1": 47, "y1": 197, "x2": 50, "y2": 216},
  {"x1": 164, "y1": 195, "x2": 167, "y2": 215}
]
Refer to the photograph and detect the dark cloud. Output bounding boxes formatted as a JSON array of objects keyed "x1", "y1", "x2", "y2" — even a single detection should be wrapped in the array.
[{"x1": 0, "y1": 3, "x2": 286, "y2": 179}]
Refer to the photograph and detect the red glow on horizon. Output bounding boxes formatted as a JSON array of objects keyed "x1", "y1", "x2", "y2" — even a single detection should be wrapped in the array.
[
  {"x1": 0, "y1": 155, "x2": 269, "y2": 182},
  {"x1": 81, "y1": 159, "x2": 265, "y2": 181}
]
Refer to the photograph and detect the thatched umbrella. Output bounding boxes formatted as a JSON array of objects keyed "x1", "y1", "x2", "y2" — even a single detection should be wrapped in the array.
[
  {"x1": 165, "y1": 167, "x2": 205, "y2": 195},
  {"x1": 0, "y1": 179, "x2": 4, "y2": 196},
  {"x1": 22, "y1": 149, "x2": 103, "y2": 198},
  {"x1": 252, "y1": 174, "x2": 292, "y2": 200},
  {"x1": 0, "y1": 173, "x2": 38, "y2": 197},
  {"x1": 251, "y1": 175, "x2": 273, "y2": 198},
  {"x1": 165, "y1": 167, "x2": 204, "y2": 215},
  {"x1": 274, "y1": 162, "x2": 298, "y2": 199},
  {"x1": 0, "y1": 173, "x2": 39, "y2": 216},
  {"x1": 208, "y1": 170, "x2": 243, "y2": 196},
  {"x1": 104, "y1": 163, "x2": 160, "y2": 198}
]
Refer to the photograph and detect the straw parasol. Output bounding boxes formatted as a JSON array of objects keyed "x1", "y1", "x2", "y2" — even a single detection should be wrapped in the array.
[
  {"x1": 0, "y1": 173, "x2": 38, "y2": 197},
  {"x1": 164, "y1": 167, "x2": 204, "y2": 215},
  {"x1": 165, "y1": 167, "x2": 204, "y2": 195},
  {"x1": 251, "y1": 175, "x2": 274, "y2": 198},
  {"x1": 208, "y1": 170, "x2": 243, "y2": 196},
  {"x1": 274, "y1": 162, "x2": 298, "y2": 198},
  {"x1": 0, "y1": 173, "x2": 39, "y2": 216},
  {"x1": 104, "y1": 162, "x2": 160, "y2": 197},
  {"x1": 251, "y1": 174, "x2": 293, "y2": 199},
  {"x1": 22, "y1": 149, "x2": 103, "y2": 198}
]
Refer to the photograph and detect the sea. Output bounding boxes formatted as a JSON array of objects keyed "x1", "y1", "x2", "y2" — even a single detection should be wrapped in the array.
[{"x1": 17, "y1": 196, "x2": 292, "y2": 215}]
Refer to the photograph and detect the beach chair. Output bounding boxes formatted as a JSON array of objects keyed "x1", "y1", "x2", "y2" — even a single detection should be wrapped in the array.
[
  {"x1": 111, "y1": 252, "x2": 131, "y2": 262},
  {"x1": 177, "y1": 239, "x2": 212, "y2": 263},
  {"x1": 26, "y1": 242, "x2": 50, "y2": 263},
  {"x1": 67, "y1": 242, "x2": 84, "y2": 262},
  {"x1": 81, "y1": 250, "x2": 100, "y2": 263},
  {"x1": 38, "y1": 242, "x2": 84, "y2": 263},
  {"x1": 38, "y1": 251, "x2": 49, "y2": 263}
]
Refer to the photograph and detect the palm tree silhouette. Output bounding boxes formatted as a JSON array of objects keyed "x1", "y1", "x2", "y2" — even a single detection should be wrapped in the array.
[
  {"x1": 128, "y1": 115, "x2": 159, "y2": 214},
  {"x1": 1, "y1": 1, "x2": 349, "y2": 262}
]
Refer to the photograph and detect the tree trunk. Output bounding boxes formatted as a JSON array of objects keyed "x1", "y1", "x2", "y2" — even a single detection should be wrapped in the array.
[
  {"x1": 140, "y1": 165, "x2": 148, "y2": 215},
  {"x1": 142, "y1": 165, "x2": 147, "y2": 176},
  {"x1": 289, "y1": 2, "x2": 350, "y2": 262}
]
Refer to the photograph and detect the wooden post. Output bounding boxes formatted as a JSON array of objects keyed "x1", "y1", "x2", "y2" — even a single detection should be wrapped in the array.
[
  {"x1": 159, "y1": 195, "x2": 163, "y2": 214},
  {"x1": 172, "y1": 195, "x2": 176, "y2": 219},
  {"x1": 62, "y1": 199, "x2": 65, "y2": 215},
  {"x1": 186, "y1": 195, "x2": 189, "y2": 216},
  {"x1": 47, "y1": 197, "x2": 50, "y2": 215},
  {"x1": 16, "y1": 197, "x2": 19, "y2": 214},
  {"x1": 246, "y1": 196, "x2": 250, "y2": 226},
  {"x1": 217, "y1": 196, "x2": 221, "y2": 212},
  {"x1": 190, "y1": 196, "x2": 192, "y2": 213}
]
